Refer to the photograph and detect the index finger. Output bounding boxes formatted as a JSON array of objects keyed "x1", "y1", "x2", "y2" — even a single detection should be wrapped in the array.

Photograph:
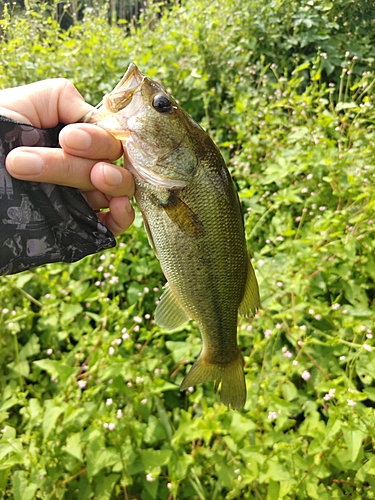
[{"x1": 59, "y1": 123, "x2": 123, "y2": 161}]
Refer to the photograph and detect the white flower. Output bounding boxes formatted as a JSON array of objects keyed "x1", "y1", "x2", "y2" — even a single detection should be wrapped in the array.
[
  {"x1": 363, "y1": 344, "x2": 372, "y2": 352},
  {"x1": 78, "y1": 380, "x2": 87, "y2": 389},
  {"x1": 268, "y1": 411, "x2": 277, "y2": 420},
  {"x1": 302, "y1": 370, "x2": 311, "y2": 381},
  {"x1": 116, "y1": 409, "x2": 123, "y2": 419},
  {"x1": 108, "y1": 423, "x2": 116, "y2": 431},
  {"x1": 108, "y1": 346, "x2": 115, "y2": 355},
  {"x1": 332, "y1": 303, "x2": 341, "y2": 310},
  {"x1": 106, "y1": 398, "x2": 113, "y2": 406},
  {"x1": 323, "y1": 388, "x2": 336, "y2": 401},
  {"x1": 146, "y1": 473, "x2": 154, "y2": 482},
  {"x1": 264, "y1": 329, "x2": 272, "y2": 339},
  {"x1": 134, "y1": 316, "x2": 142, "y2": 323},
  {"x1": 347, "y1": 399, "x2": 357, "y2": 407}
]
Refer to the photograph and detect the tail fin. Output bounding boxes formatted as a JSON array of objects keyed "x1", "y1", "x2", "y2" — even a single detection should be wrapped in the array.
[{"x1": 180, "y1": 350, "x2": 246, "y2": 410}]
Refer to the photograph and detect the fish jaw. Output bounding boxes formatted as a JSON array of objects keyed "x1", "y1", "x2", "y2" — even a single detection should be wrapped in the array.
[{"x1": 82, "y1": 63, "x2": 145, "y2": 139}]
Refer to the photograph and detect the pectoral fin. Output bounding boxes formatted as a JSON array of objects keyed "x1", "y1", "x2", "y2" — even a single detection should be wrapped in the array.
[
  {"x1": 160, "y1": 192, "x2": 205, "y2": 239},
  {"x1": 155, "y1": 282, "x2": 190, "y2": 330},
  {"x1": 239, "y1": 254, "x2": 260, "y2": 317},
  {"x1": 142, "y1": 213, "x2": 158, "y2": 259}
]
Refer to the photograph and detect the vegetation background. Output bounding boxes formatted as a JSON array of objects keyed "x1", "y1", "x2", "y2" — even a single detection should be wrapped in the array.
[{"x1": 0, "y1": 0, "x2": 375, "y2": 498}]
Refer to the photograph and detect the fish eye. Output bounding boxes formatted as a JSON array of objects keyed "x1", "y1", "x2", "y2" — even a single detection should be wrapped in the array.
[{"x1": 152, "y1": 94, "x2": 172, "y2": 113}]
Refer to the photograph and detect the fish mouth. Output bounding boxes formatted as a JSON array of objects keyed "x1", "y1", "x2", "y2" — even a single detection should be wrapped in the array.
[
  {"x1": 103, "y1": 63, "x2": 144, "y2": 113},
  {"x1": 81, "y1": 63, "x2": 145, "y2": 138}
]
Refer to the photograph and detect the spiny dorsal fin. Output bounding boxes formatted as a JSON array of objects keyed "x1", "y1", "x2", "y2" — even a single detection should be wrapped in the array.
[
  {"x1": 238, "y1": 253, "x2": 260, "y2": 317},
  {"x1": 155, "y1": 282, "x2": 190, "y2": 330}
]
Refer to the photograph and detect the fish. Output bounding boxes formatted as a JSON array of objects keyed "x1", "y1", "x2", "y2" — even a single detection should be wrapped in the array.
[{"x1": 83, "y1": 63, "x2": 260, "y2": 410}]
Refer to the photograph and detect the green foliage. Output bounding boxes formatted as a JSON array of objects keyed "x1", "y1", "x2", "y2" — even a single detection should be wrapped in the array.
[{"x1": 0, "y1": 0, "x2": 375, "y2": 498}]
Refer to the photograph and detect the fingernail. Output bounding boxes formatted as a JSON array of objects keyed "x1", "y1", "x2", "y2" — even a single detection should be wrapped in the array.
[
  {"x1": 7, "y1": 151, "x2": 44, "y2": 176},
  {"x1": 62, "y1": 127, "x2": 92, "y2": 151},
  {"x1": 124, "y1": 196, "x2": 133, "y2": 213},
  {"x1": 102, "y1": 164, "x2": 123, "y2": 186}
]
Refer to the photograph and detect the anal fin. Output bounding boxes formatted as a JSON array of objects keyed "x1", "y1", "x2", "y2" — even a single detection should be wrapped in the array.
[
  {"x1": 155, "y1": 282, "x2": 190, "y2": 330},
  {"x1": 239, "y1": 253, "x2": 260, "y2": 317}
]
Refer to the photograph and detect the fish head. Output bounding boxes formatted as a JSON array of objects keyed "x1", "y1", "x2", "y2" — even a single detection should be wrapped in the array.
[{"x1": 84, "y1": 63, "x2": 205, "y2": 189}]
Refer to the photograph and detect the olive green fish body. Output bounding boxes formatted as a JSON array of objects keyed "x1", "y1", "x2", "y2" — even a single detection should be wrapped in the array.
[{"x1": 83, "y1": 64, "x2": 260, "y2": 410}]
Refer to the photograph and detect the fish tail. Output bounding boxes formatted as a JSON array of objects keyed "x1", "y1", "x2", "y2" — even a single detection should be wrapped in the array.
[{"x1": 180, "y1": 349, "x2": 246, "y2": 411}]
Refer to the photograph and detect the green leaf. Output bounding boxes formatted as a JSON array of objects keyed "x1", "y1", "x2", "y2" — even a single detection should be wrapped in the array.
[
  {"x1": 33, "y1": 359, "x2": 78, "y2": 383},
  {"x1": 13, "y1": 471, "x2": 37, "y2": 500},
  {"x1": 86, "y1": 432, "x2": 120, "y2": 479},
  {"x1": 63, "y1": 432, "x2": 83, "y2": 461},
  {"x1": 19, "y1": 334, "x2": 40, "y2": 360},
  {"x1": 60, "y1": 303, "x2": 83, "y2": 323},
  {"x1": 215, "y1": 460, "x2": 235, "y2": 489},
  {"x1": 94, "y1": 473, "x2": 120, "y2": 500},
  {"x1": 140, "y1": 449, "x2": 172, "y2": 468},
  {"x1": 342, "y1": 428, "x2": 366, "y2": 463},
  {"x1": 42, "y1": 402, "x2": 66, "y2": 442},
  {"x1": 335, "y1": 102, "x2": 359, "y2": 111}
]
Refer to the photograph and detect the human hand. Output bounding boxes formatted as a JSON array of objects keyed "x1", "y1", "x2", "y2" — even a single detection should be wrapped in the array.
[{"x1": 0, "y1": 78, "x2": 135, "y2": 236}]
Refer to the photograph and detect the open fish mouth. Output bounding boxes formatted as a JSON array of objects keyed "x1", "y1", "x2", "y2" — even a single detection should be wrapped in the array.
[
  {"x1": 82, "y1": 63, "x2": 146, "y2": 138},
  {"x1": 103, "y1": 63, "x2": 144, "y2": 114}
]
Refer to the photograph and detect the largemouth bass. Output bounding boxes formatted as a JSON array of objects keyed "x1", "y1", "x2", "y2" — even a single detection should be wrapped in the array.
[{"x1": 84, "y1": 64, "x2": 260, "y2": 410}]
